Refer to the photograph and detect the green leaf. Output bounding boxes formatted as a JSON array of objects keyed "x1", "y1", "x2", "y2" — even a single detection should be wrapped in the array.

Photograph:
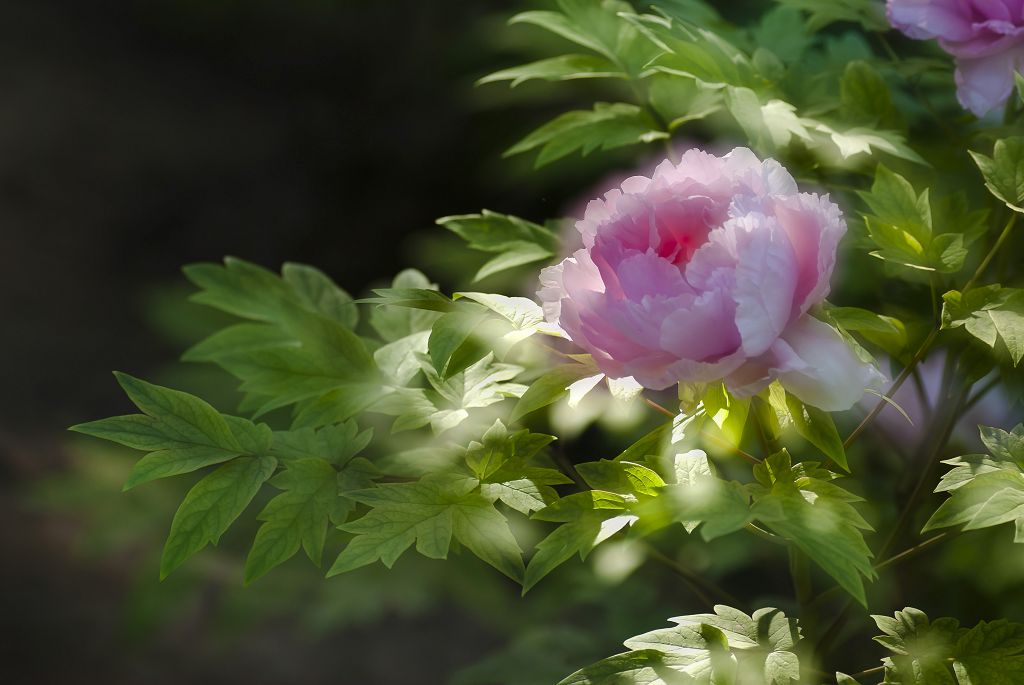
[
  {"x1": 560, "y1": 606, "x2": 802, "y2": 685},
  {"x1": 871, "y1": 608, "x2": 1024, "y2": 684},
  {"x1": 970, "y1": 137, "x2": 1024, "y2": 213},
  {"x1": 783, "y1": 392, "x2": 848, "y2": 472},
  {"x1": 511, "y1": 360, "x2": 602, "y2": 421},
  {"x1": 925, "y1": 425, "x2": 1024, "y2": 538},
  {"x1": 827, "y1": 306, "x2": 907, "y2": 356},
  {"x1": 860, "y1": 165, "x2": 932, "y2": 246},
  {"x1": 556, "y1": 650, "x2": 682, "y2": 685},
  {"x1": 368, "y1": 269, "x2": 442, "y2": 341},
  {"x1": 726, "y1": 87, "x2": 812, "y2": 152},
  {"x1": 465, "y1": 419, "x2": 555, "y2": 480},
  {"x1": 70, "y1": 373, "x2": 273, "y2": 490},
  {"x1": 244, "y1": 457, "x2": 338, "y2": 583},
  {"x1": 184, "y1": 259, "x2": 379, "y2": 418},
  {"x1": 282, "y1": 262, "x2": 358, "y2": 329},
  {"x1": 510, "y1": 1, "x2": 657, "y2": 76},
  {"x1": 375, "y1": 354, "x2": 526, "y2": 435},
  {"x1": 184, "y1": 257, "x2": 356, "y2": 328},
  {"x1": 656, "y1": 450, "x2": 753, "y2": 540},
  {"x1": 455, "y1": 292, "x2": 551, "y2": 344},
  {"x1": 469, "y1": 422, "x2": 568, "y2": 514},
  {"x1": 524, "y1": 491, "x2": 636, "y2": 592},
  {"x1": 505, "y1": 102, "x2": 668, "y2": 167},
  {"x1": 576, "y1": 460, "x2": 665, "y2": 497},
  {"x1": 437, "y1": 211, "x2": 558, "y2": 281},
  {"x1": 428, "y1": 306, "x2": 491, "y2": 379},
  {"x1": 701, "y1": 383, "x2": 750, "y2": 447},
  {"x1": 840, "y1": 60, "x2": 899, "y2": 128},
  {"x1": 363, "y1": 287, "x2": 456, "y2": 312},
  {"x1": 871, "y1": 608, "x2": 959, "y2": 684},
  {"x1": 815, "y1": 124, "x2": 927, "y2": 166},
  {"x1": 859, "y1": 166, "x2": 955, "y2": 271},
  {"x1": 942, "y1": 287, "x2": 1024, "y2": 365},
  {"x1": 160, "y1": 455, "x2": 277, "y2": 578},
  {"x1": 477, "y1": 54, "x2": 624, "y2": 87},
  {"x1": 751, "y1": 451, "x2": 874, "y2": 605},
  {"x1": 953, "y1": 619, "x2": 1024, "y2": 683},
  {"x1": 182, "y1": 323, "x2": 298, "y2": 362},
  {"x1": 271, "y1": 420, "x2": 372, "y2": 467},
  {"x1": 752, "y1": 7, "x2": 809, "y2": 65},
  {"x1": 772, "y1": 0, "x2": 888, "y2": 32},
  {"x1": 328, "y1": 476, "x2": 525, "y2": 582},
  {"x1": 627, "y1": 13, "x2": 755, "y2": 88}
]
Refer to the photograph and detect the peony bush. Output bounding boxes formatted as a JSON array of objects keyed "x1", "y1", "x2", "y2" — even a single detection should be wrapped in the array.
[{"x1": 68, "y1": 1, "x2": 1024, "y2": 683}]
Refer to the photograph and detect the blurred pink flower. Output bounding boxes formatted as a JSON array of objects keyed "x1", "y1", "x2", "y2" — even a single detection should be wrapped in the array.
[
  {"x1": 888, "y1": 0, "x2": 1024, "y2": 115},
  {"x1": 870, "y1": 351, "x2": 1016, "y2": 449},
  {"x1": 538, "y1": 148, "x2": 883, "y2": 411}
]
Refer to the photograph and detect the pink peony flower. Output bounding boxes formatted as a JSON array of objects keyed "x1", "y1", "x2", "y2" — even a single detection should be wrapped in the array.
[
  {"x1": 888, "y1": 0, "x2": 1024, "y2": 116},
  {"x1": 538, "y1": 148, "x2": 883, "y2": 411}
]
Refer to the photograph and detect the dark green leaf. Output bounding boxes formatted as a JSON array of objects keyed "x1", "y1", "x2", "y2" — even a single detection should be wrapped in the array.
[{"x1": 161, "y1": 455, "x2": 277, "y2": 578}]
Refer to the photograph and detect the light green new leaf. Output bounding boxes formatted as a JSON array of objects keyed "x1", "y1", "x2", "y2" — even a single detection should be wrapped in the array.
[
  {"x1": 942, "y1": 287, "x2": 1024, "y2": 365},
  {"x1": 970, "y1": 137, "x2": 1024, "y2": 213},
  {"x1": 505, "y1": 102, "x2": 668, "y2": 167},
  {"x1": 70, "y1": 373, "x2": 272, "y2": 490},
  {"x1": 329, "y1": 476, "x2": 525, "y2": 582},
  {"x1": 161, "y1": 455, "x2": 277, "y2": 579},
  {"x1": 752, "y1": 451, "x2": 874, "y2": 605},
  {"x1": 477, "y1": 54, "x2": 624, "y2": 87},
  {"x1": 559, "y1": 606, "x2": 801, "y2": 685},
  {"x1": 244, "y1": 457, "x2": 338, "y2": 583}
]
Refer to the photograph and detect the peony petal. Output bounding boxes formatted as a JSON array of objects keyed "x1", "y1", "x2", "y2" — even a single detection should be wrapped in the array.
[
  {"x1": 887, "y1": 0, "x2": 975, "y2": 41},
  {"x1": 726, "y1": 213, "x2": 798, "y2": 356},
  {"x1": 660, "y1": 287, "x2": 741, "y2": 363},
  {"x1": 772, "y1": 316, "x2": 885, "y2": 411},
  {"x1": 772, "y1": 193, "x2": 845, "y2": 317},
  {"x1": 954, "y1": 46, "x2": 1024, "y2": 115}
]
